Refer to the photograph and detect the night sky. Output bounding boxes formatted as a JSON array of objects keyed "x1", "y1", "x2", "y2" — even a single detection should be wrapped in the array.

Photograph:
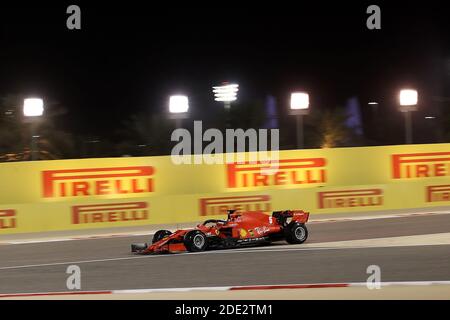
[{"x1": 1, "y1": 1, "x2": 449, "y2": 143}]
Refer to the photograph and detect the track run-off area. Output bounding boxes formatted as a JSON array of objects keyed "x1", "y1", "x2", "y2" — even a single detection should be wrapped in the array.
[{"x1": 1, "y1": 209, "x2": 450, "y2": 299}]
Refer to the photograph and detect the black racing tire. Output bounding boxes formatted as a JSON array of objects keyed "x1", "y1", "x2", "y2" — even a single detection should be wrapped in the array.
[
  {"x1": 284, "y1": 222, "x2": 308, "y2": 244},
  {"x1": 183, "y1": 230, "x2": 208, "y2": 252},
  {"x1": 152, "y1": 230, "x2": 172, "y2": 244}
]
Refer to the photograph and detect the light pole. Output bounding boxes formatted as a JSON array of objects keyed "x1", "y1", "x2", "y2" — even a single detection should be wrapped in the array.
[
  {"x1": 399, "y1": 89, "x2": 418, "y2": 144},
  {"x1": 23, "y1": 98, "x2": 44, "y2": 160},
  {"x1": 290, "y1": 92, "x2": 310, "y2": 149},
  {"x1": 368, "y1": 102, "x2": 379, "y2": 139},
  {"x1": 213, "y1": 83, "x2": 239, "y2": 128},
  {"x1": 169, "y1": 95, "x2": 189, "y2": 128},
  {"x1": 368, "y1": 101, "x2": 379, "y2": 113}
]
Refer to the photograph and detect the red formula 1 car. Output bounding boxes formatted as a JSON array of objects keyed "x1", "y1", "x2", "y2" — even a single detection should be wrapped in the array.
[{"x1": 131, "y1": 210, "x2": 309, "y2": 254}]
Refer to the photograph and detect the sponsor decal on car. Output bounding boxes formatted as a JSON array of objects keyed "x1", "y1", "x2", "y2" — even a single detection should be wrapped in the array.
[
  {"x1": 0, "y1": 209, "x2": 16, "y2": 229},
  {"x1": 318, "y1": 189, "x2": 383, "y2": 209},
  {"x1": 392, "y1": 152, "x2": 450, "y2": 179},
  {"x1": 199, "y1": 195, "x2": 271, "y2": 216},
  {"x1": 42, "y1": 166, "x2": 155, "y2": 198},
  {"x1": 254, "y1": 226, "x2": 270, "y2": 235},
  {"x1": 426, "y1": 185, "x2": 450, "y2": 202},
  {"x1": 227, "y1": 158, "x2": 326, "y2": 188},
  {"x1": 71, "y1": 202, "x2": 148, "y2": 224}
]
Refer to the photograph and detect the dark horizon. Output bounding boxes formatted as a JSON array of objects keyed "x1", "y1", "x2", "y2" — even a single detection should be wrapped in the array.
[{"x1": 1, "y1": 1, "x2": 449, "y2": 151}]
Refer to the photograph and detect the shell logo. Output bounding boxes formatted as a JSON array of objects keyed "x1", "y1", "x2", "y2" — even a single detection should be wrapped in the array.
[{"x1": 239, "y1": 228, "x2": 248, "y2": 238}]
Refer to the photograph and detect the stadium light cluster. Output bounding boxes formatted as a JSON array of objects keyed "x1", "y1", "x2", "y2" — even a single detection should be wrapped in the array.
[
  {"x1": 399, "y1": 89, "x2": 418, "y2": 107},
  {"x1": 212, "y1": 83, "x2": 239, "y2": 103},
  {"x1": 23, "y1": 98, "x2": 44, "y2": 117},
  {"x1": 290, "y1": 92, "x2": 310, "y2": 110},
  {"x1": 169, "y1": 95, "x2": 189, "y2": 114}
]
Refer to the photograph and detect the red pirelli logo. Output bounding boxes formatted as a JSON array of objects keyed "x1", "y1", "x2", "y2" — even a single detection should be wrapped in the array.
[
  {"x1": 426, "y1": 185, "x2": 450, "y2": 203},
  {"x1": 392, "y1": 152, "x2": 450, "y2": 179},
  {"x1": 42, "y1": 166, "x2": 155, "y2": 198},
  {"x1": 0, "y1": 209, "x2": 16, "y2": 229},
  {"x1": 199, "y1": 195, "x2": 271, "y2": 216},
  {"x1": 227, "y1": 158, "x2": 326, "y2": 188},
  {"x1": 71, "y1": 202, "x2": 148, "y2": 224},
  {"x1": 318, "y1": 189, "x2": 383, "y2": 209}
]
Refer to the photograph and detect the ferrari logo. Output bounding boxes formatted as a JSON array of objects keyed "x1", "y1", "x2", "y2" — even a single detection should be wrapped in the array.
[{"x1": 239, "y1": 228, "x2": 248, "y2": 238}]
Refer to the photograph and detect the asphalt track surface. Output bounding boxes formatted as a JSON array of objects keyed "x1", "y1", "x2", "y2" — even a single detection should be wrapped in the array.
[{"x1": 1, "y1": 213, "x2": 450, "y2": 294}]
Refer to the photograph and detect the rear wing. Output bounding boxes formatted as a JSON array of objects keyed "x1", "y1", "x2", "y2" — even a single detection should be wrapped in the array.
[
  {"x1": 272, "y1": 210, "x2": 310, "y2": 225},
  {"x1": 291, "y1": 210, "x2": 309, "y2": 224}
]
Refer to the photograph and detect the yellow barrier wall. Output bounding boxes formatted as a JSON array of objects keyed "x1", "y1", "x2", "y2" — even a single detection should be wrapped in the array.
[{"x1": 0, "y1": 143, "x2": 449, "y2": 234}]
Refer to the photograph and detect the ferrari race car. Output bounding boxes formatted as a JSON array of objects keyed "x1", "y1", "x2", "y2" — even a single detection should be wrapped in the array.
[{"x1": 131, "y1": 210, "x2": 309, "y2": 254}]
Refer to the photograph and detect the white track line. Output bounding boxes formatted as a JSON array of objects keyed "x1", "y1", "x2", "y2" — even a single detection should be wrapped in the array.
[
  {"x1": 0, "y1": 255, "x2": 153, "y2": 271},
  {"x1": 0, "y1": 248, "x2": 330, "y2": 271}
]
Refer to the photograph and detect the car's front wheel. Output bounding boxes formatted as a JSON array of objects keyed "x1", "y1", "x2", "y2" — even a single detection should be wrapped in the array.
[
  {"x1": 285, "y1": 222, "x2": 308, "y2": 244},
  {"x1": 184, "y1": 230, "x2": 208, "y2": 252}
]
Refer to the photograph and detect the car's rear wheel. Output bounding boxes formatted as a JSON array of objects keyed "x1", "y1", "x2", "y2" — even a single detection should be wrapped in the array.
[
  {"x1": 184, "y1": 230, "x2": 208, "y2": 252},
  {"x1": 285, "y1": 222, "x2": 308, "y2": 244},
  {"x1": 152, "y1": 230, "x2": 172, "y2": 244}
]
